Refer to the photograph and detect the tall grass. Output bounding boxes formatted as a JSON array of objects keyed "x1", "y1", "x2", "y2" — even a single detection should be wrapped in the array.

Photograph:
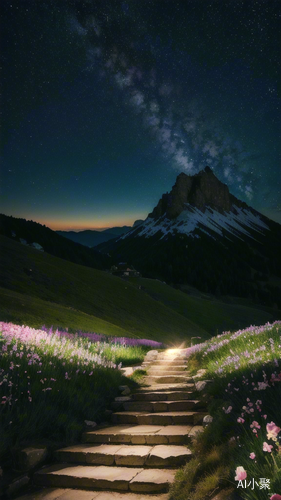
[
  {"x1": 170, "y1": 321, "x2": 281, "y2": 500},
  {"x1": 0, "y1": 321, "x2": 153, "y2": 464}
]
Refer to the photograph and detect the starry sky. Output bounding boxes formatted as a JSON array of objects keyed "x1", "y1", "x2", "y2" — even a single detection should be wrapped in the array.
[{"x1": 1, "y1": 0, "x2": 281, "y2": 230}]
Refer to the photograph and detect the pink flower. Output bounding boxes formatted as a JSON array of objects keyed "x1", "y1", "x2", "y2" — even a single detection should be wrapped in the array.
[
  {"x1": 223, "y1": 406, "x2": 232, "y2": 414},
  {"x1": 235, "y1": 466, "x2": 247, "y2": 481},
  {"x1": 256, "y1": 381, "x2": 269, "y2": 390},
  {"x1": 237, "y1": 417, "x2": 245, "y2": 423},
  {"x1": 263, "y1": 442, "x2": 273, "y2": 452},
  {"x1": 270, "y1": 495, "x2": 281, "y2": 500},
  {"x1": 267, "y1": 422, "x2": 281, "y2": 441},
  {"x1": 250, "y1": 421, "x2": 261, "y2": 429},
  {"x1": 249, "y1": 452, "x2": 255, "y2": 459}
]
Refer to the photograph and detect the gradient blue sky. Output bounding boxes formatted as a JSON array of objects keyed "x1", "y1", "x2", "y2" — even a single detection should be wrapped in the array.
[{"x1": 1, "y1": 0, "x2": 280, "y2": 230}]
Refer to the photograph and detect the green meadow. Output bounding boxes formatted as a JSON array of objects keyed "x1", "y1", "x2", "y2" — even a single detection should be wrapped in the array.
[
  {"x1": 127, "y1": 276, "x2": 280, "y2": 335},
  {"x1": 1, "y1": 235, "x2": 280, "y2": 346},
  {"x1": 0, "y1": 235, "x2": 207, "y2": 345}
]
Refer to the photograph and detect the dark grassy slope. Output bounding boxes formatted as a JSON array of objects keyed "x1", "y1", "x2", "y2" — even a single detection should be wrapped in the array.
[
  {"x1": 0, "y1": 286, "x2": 135, "y2": 339},
  {"x1": 0, "y1": 213, "x2": 111, "y2": 270},
  {"x1": 1, "y1": 235, "x2": 280, "y2": 343},
  {"x1": 0, "y1": 235, "x2": 207, "y2": 344},
  {"x1": 97, "y1": 218, "x2": 281, "y2": 308},
  {"x1": 127, "y1": 277, "x2": 281, "y2": 335}
]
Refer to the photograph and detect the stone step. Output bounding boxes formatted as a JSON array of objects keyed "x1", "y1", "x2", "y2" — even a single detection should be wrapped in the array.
[
  {"x1": 147, "y1": 368, "x2": 188, "y2": 374},
  {"x1": 13, "y1": 347, "x2": 207, "y2": 500},
  {"x1": 122, "y1": 400, "x2": 203, "y2": 412},
  {"x1": 143, "y1": 375, "x2": 194, "y2": 384},
  {"x1": 153, "y1": 358, "x2": 186, "y2": 363},
  {"x1": 15, "y1": 488, "x2": 170, "y2": 500},
  {"x1": 141, "y1": 360, "x2": 188, "y2": 369},
  {"x1": 132, "y1": 391, "x2": 194, "y2": 401},
  {"x1": 111, "y1": 411, "x2": 206, "y2": 426},
  {"x1": 155, "y1": 355, "x2": 187, "y2": 360},
  {"x1": 143, "y1": 359, "x2": 188, "y2": 365},
  {"x1": 34, "y1": 464, "x2": 176, "y2": 493},
  {"x1": 83, "y1": 424, "x2": 204, "y2": 445},
  {"x1": 135, "y1": 383, "x2": 194, "y2": 392},
  {"x1": 55, "y1": 444, "x2": 192, "y2": 468}
]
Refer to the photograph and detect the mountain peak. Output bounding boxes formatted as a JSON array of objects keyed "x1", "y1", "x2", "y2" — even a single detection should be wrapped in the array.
[
  {"x1": 203, "y1": 165, "x2": 212, "y2": 174},
  {"x1": 149, "y1": 166, "x2": 246, "y2": 219}
]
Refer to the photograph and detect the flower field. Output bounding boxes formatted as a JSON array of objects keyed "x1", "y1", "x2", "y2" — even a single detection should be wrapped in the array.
[
  {"x1": 0, "y1": 322, "x2": 157, "y2": 464},
  {"x1": 170, "y1": 321, "x2": 281, "y2": 500}
]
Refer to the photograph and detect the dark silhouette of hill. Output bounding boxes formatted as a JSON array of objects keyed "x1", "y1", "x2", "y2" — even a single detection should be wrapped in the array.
[{"x1": 0, "y1": 214, "x2": 111, "y2": 270}]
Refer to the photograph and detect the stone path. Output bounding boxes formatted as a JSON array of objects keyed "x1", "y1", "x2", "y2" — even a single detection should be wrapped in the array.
[{"x1": 15, "y1": 349, "x2": 207, "y2": 500}]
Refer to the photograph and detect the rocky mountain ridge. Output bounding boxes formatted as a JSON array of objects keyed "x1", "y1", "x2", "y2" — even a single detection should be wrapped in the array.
[
  {"x1": 149, "y1": 166, "x2": 247, "y2": 220},
  {"x1": 117, "y1": 167, "x2": 271, "y2": 243}
]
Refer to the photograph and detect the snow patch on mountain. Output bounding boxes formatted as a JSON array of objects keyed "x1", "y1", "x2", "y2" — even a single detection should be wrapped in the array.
[{"x1": 120, "y1": 205, "x2": 270, "y2": 241}]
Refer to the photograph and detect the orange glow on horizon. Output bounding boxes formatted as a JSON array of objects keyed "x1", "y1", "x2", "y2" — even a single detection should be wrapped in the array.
[{"x1": 37, "y1": 217, "x2": 140, "y2": 232}]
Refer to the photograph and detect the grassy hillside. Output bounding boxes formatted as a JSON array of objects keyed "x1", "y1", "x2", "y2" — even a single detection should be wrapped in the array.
[
  {"x1": 127, "y1": 277, "x2": 281, "y2": 335},
  {"x1": 1, "y1": 235, "x2": 280, "y2": 345},
  {"x1": 0, "y1": 287, "x2": 136, "y2": 338},
  {"x1": 0, "y1": 213, "x2": 110, "y2": 270},
  {"x1": 0, "y1": 236, "x2": 207, "y2": 345}
]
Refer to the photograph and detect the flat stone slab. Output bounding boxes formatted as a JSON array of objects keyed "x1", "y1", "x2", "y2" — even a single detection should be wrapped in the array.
[
  {"x1": 123, "y1": 400, "x2": 202, "y2": 412},
  {"x1": 146, "y1": 445, "x2": 192, "y2": 467},
  {"x1": 147, "y1": 366, "x2": 188, "y2": 372},
  {"x1": 143, "y1": 376, "x2": 193, "y2": 384},
  {"x1": 112, "y1": 411, "x2": 203, "y2": 425},
  {"x1": 54, "y1": 443, "x2": 192, "y2": 468},
  {"x1": 34, "y1": 464, "x2": 143, "y2": 491},
  {"x1": 123, "y1": 402, "x2": 154, "y2": 412},
  {"x1": 133, "y1": 391, "x2": 194, "y2": 401},
  {"x1": 55, "y1": 444, "x2": 124, "y2": 465},
  {"x1": 15, "y1": 488, "x2": 170, "y2": 500},
  {"x1": 129, "y1": 468, "x2": 176, "y2": 492},
  {"x1": 83, "y1": 424, "x2": 202, "y2": 445},
  {"x1": 111, "y1": 412, "x2": 139, "y2": 424},
  {"x1": 115, "y1": 446, "x2": 152, "y2": 466},
  {"x1": 143, "y1": 360, "x2": 188, "y2": 365},
  {"x1": 34, "y1": 465, "x2": 175, "y2": 493},
  {"x1": 135, "y1": 383, "x2": 194, "y2": 391}
]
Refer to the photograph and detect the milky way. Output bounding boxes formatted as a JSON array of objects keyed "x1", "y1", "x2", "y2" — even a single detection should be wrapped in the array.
[
  {"x1": 70, "y1": 0, "x2": 280, "y2": 207},
  {"x1": 1, "y1": 0, "x2": 280, "y2": 228}
]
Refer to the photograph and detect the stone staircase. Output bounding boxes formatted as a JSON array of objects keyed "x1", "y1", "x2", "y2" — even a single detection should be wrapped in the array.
[{"x1": 15, "y1": 349, "x2": 207, "y2": 500}]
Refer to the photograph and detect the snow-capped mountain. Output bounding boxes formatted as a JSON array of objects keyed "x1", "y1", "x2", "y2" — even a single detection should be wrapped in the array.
[
  {"x1": 121, "y1": 204, "x2": 270, "y2": 242},
  {"x1": 119, "y1": 166, "x2": 270, "y2": 242},
  {"x1": 97, "y1": 167, "x2": 281, "y2": 307}
]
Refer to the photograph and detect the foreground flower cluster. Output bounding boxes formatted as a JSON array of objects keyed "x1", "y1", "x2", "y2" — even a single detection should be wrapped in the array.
[
  {"x1": 183, "y1": 321, "x2": 281, "y2": 499},
  {"x1": 0, "y1": 321, "x2": 152, "y2": 461},
  {"x1": 41, "y1": 325, "x2": 164, "y2": 348}
]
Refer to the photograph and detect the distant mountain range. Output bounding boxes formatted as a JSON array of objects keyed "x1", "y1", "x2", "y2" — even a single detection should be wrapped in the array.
[
  {"x1": 56, "y1": 220, "x2": 144, "y2": 247},
  {"x1": 96, "y1": 166, "x2": 281, "y2": 308},
  {"x1": 56, "y1": 226, "x2": 130, "y2": 247}
]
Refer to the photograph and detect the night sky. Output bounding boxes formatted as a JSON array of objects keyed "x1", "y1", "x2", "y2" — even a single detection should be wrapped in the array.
[{"x1": 1, "y1": 0, "x2": 280, "y2": 230}]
